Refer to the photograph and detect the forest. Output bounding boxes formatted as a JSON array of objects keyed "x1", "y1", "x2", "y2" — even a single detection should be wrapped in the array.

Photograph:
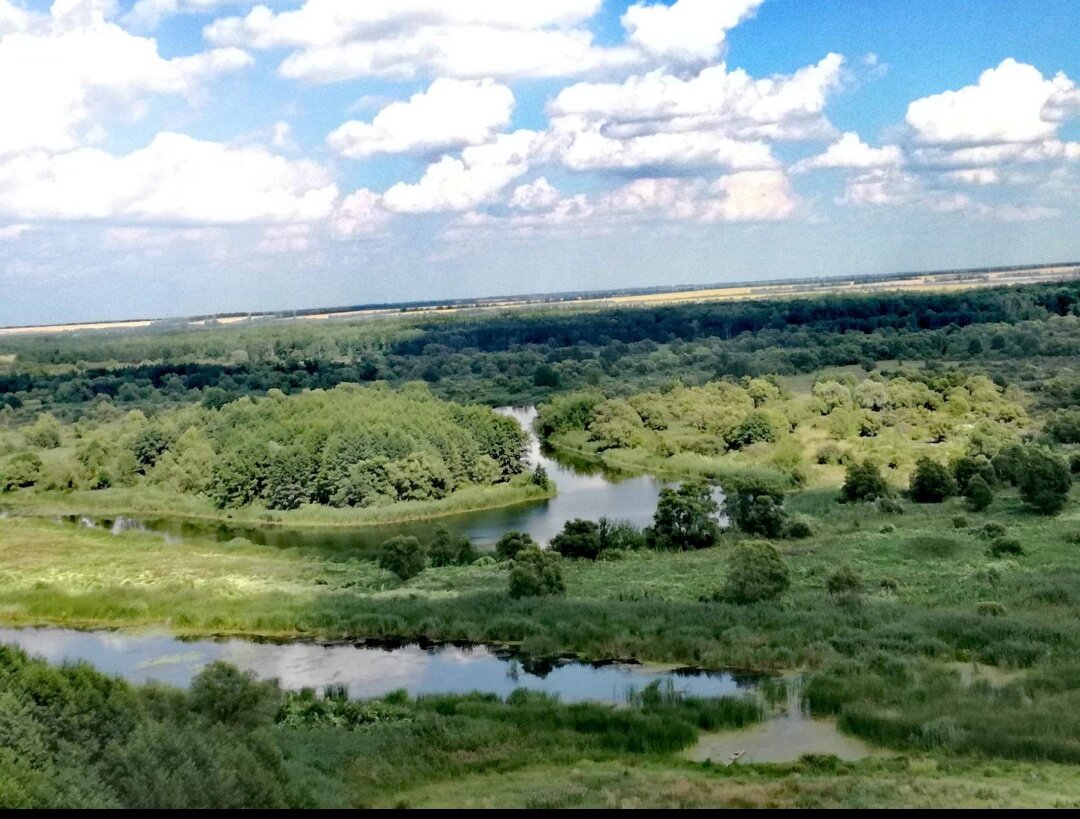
[{"x1": 3, "y1": 280, "x2": 1080, "y2": 807}]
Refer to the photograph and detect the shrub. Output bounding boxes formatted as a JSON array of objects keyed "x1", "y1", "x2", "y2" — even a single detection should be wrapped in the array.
[
  {"x1": 976, "y1": 601, "x2": 1007, "y2": 617},
  {"x1": 909, "y1": 458, "x2": 957, "y2": 503},
  {"x1": 495, "y1": 531, "x2": 538, "y2": 562},
  {"x1": 875, "y1": 497, "x2": 904, "y2": 515},
  {"x1": 879, "y1": 577, "x2": 901, "y2": 592},
  {"x1": 879, "y1": 524, "x2": 896, "y2": 534},
  {"x1": 1, "y1": 452, "x2": 43, "y2": 491},
  {"x1": 815, "y1": 444, "x2": 846, "y2": 465},
  {"x1": 950, "y1": 454, "x2": 996, "y2": 494},
  {"x1": 24, "y1": 414, "x2": 62, "y2": 448},
  {"x1": 550, "y1": 519, "x2": 602, "y2": 560},
  {"x1": 839, "y1": 459, "x2": 890, "y2": 503},
  {"x1": 988, "y1": 538, "x2": 1025, "y2": 558},
  {"x1": 189, "y1": 662, "x2": 281, "y2": 730},
  {"x1": 377, "y1": 535, "x2": 428, "y2": 581},
  {"x1": 722, "y1": 541, "x2": 791, "y2": 604},
  {"x1": 645, "y1": 482, "x2": 721, "y2": 550},
  {"x1": 992, "y1": 444, "x2": 1029, "y2": 486},
  {"x1": 427, "y1": 526, "x2": 477, "y2": 568},
  {"x1": 508, "y1": 547, "x2": 566, "y2": 599},
  {"x1": 826, "y1": 565, "x2": 864, "y2": 597},
  {"x1": 981, "y1": 522, "x2": 1007, "y2": 539},
  {"x1": 785, "y1": 515, "x2": 814, "y2": 539},
  {"x1": 952, "y1": 516, "x2": 969, "y2": 529},
  {"x1": 965, "y1": 474, "x2": 994, "y2": 512},
  {"x1": 728, "y1": 483, "x2": 788, "y2": 539},
  {"x1": 1018, "y1": 448, "x2": 1071, "y2": 516}
]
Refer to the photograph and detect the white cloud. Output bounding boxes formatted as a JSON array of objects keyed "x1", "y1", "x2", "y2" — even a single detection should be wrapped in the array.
[
  {"x1": 205, "y1": 0, "x2": 640, "y2": 82},
  {"x1": 0, "y1": 0, "x2": 31, "y2": 34},
  {"x1": 381, "y1": 130, "x2": 548, "y2": 213},
  {"x1": 328, "y1": 78, "x2": 514, "y2": 159},
  {"x1": 332, "y1": 188, "x2": 389, "y2": 237},
  {"x1": 0, "y1": 1, "x2": 251, "y2": 157},
  {"x1": 793, "y1": 132, "x2": 903, "y2": 172},
  {"x1": 124, "y1": 0, "x2": 268, "y2": 30},
  {"x1": 547, "y1": 55, "x2": 844, "y2": 173},
  {"x1": 509, "y1": 178, "x2": 561, "y2": 211},
  {"x1": 0, "y1": 132, "x2": 338, "y2": 224},
  {"x1": 621, "y1": 0, "x2": 762, "y2": 64},
  {"x1": 906, "y1": 58, "x2": 1076, "y2": 145}
]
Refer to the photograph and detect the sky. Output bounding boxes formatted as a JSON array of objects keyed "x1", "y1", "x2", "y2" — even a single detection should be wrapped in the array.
[{"x1": 0, "y1": 0, "x2": 1078, "y2": 326}]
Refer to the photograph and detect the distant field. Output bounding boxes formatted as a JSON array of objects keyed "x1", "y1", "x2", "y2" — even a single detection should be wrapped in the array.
[{"x1": 2, "y1": 262, "x2": 1078, "y2": 338}]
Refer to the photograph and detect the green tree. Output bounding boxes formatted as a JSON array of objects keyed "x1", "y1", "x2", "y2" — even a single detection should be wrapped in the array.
[
  {"x1": 645, "y1": 482, "x2": 721, "y2": 551},
  {"x1": 508, "y1": 547, "x2": 565, "y2": 599},
  {"x1": 550, "y1": 519, "x2": 602, "y2": 560},
  {"x1": 909, "y1": 458, "x2": 957, "y2": 503},
  {"x1": 189, "y1": 662, "x2": 281, "y2": 730},
  {"x1": 840, "y1": 459, "x2": 890, "y2": 503},
  {"x1": 1, "y1": 452, "x2": 43, "y2": 491},
  {"x1": 495, "y1": 531, "x2": 537, "y2": 561},
  {"x1": 965, "y1": 474, "x2": 994, "y2": 512},
  {"x1": 427, "y1": 526, "x2": 477, "y2": 567},
  {"x1": 728, "y1": 482, "x2": 788, "y2": 539},
  {"x1": 1019, "y1": 448, "x2": 1071, "y2": 515},
  {"x1": 723, "y1": 541, "x2": 790, "y2": 604},
  {"x1": 377, "y1": 535, "x2": 428, "y2": 581},
  {"x1": 530, "y1": 463, "x2": 550, "y2": 489},
  {"x1": 24, "y1": 414, "x2": 62, "y2": 449}
]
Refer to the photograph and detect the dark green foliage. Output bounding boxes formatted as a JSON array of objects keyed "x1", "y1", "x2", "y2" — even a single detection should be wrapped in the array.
[
  {"x1": 981, "y1": 521, "x2": 1008, "y2": 539},
  {"x1": 508, "y1": 547, "x2": 566, "y2": 599},
  {"x1": 1045, "y1": 409, "x2": 1080, "y2": 444},
  {"x1": 988, "y1": 537, "x2": 1025, "y2": 558},
  {"x1": 976, "y1": 601, "x2": 1007, "y2": 617},
  {"x1": 131, "y1": 427, "x2": 172, "y2": 470},
  {"x1": 377, "y1": 536, "x2": 428, "y2": 581},
  {"x1": 951, "y1": 454, "x2": 996, "y2": 494},
  {"x1": 992, "y1": 444, "x2": 1029, "y2": 486},
  {"x1": 722, "y1": 540, "x2": 791, "y2": 604},
  {"x1": 909, "y1": 458, "x2": 957, "y2": 503},
  {"x1": 549, "y1": 519, "x2": 602, "y2": 560},
  {"x1": 965, "y1": 474, "x2": 994, "y2": 511},
  {"x1": 1018, "y1": 448, "x2": 1071, "y2": 515},
  {"x1": 728, "y1": 483, "x2": 788, "y2": 539},
  {"x1": 644, "y1": 482, "x2": 721, "y2": 550},
  {"x1": 189, "y1": 662, "x2": 282, "y2": 730},
  {"x1": 530, "y1": 463, "x2": 550, "y2": 489},
  {"x1": 426, "y1": 526, "x2": 477, "y2": 568},
  {"x1": 840, "y1": 459, "x2": 890, "y2": 503},
  {"x1": 495, "y1": 531, "x2": 537, "y2": 562},
  {"x1": 1070, "y1": 452, "x2": 1080, "y2": 475},
  {"x1": 728, "y1": 410, "x2": 780, "y2": 448},
  {"x1": 785, "y1": 515, "x2": 814, "y2": 539},
  {"x1": 826, "y1": 565, "x2": 865, "y2": 597}
]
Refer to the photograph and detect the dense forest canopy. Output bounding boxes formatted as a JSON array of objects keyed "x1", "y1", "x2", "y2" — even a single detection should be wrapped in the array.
[{"x1": 1, "y1": 383, "x2": 527, "y2": 512}]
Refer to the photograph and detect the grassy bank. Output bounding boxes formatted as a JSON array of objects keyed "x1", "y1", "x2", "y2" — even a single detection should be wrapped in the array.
[{"x1": 0, "y1": 479, "x2": 554, "y2": 529}]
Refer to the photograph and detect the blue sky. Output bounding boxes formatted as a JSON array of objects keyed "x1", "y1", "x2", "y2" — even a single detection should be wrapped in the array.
[{"x1": 0, "y1": 0, "x2": 1078, "y2": 325}]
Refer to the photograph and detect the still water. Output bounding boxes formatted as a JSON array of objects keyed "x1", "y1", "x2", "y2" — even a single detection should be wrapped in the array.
[
  {"x1": 54, "y1": 406, "x2": 674, "y2": 550},
  {"x1": 0, "y1": 627, "x2": 762, "y2": 703}
]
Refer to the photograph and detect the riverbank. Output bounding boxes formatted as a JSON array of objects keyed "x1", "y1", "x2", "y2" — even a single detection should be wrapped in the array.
[{"x1": 0, "y1": 479, "x2": 555, "y2": 530}]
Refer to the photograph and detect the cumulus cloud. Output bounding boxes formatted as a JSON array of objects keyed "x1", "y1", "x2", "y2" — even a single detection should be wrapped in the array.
[
  {"x1": 0, "y1": 0, "x2": 251, "y2": 157},
  {"x1": 547, "y1": 55, "x2": 844, "y2": 173},
  {"x1": 0, "y1": 132, "x2": 338, "y2": 224},
  {"x1": 328, "y1": 78, "x2": 514, "y2": 159},
  {"x1": 621, "y1": 0, "x2": 762, "y2": 64},
  {"x1": 508, "y1": 178, "x2": 561, "y2": 211},
  {"x1": 906, "y1": 58, "x2": 1075, "y2": 145},
  {"x1": 793, "y1": 132, "x2": 903, "y2": 172},
  {"x1": 332, "y1": 188, "x2": 389, "y2": 237},
  {"x1": 381, "y1": 130, "x2": 548, "y2": 213},
  {"x1": 204, "y1": 0, "x2": 641, "y2": 82}
]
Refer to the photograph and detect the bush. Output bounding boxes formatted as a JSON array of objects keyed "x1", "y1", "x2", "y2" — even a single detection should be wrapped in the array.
[
  {"x1": 427, "y1": 526, "x2": 477, "y2": 568},
  {"x1": 495, "y1": 531, "x2": 538, "y2": 562},
  {"x1": 2, "y1": 452, "x2": 43, "y2": 491},
  {"x1": 981, "y1": 522, "x2": 1007, "y2": 539},
  {"x1": 951, "y1": 454, "x2": 996, "y2": 494},
  {"x1": 909, "y1": 458, "x2": 957, "y2": 503},
  {"x1": 992, "y1": 444, "x2": 1028, "y2": 486},
  {"x1": 965, "y1": 474, "x2": 994, "y2": 512},
  {"x1": 722, "y1": 541, "x2": 790, "y2": 604},
  {"x1": 377, "y1": 536, "x2": 428, "y2": 581},
  {"x1": 508, "y1": 547, "x2": 566, "y2": 599},
  {"x1": 728, "y1": 483, "x2": 788, "y2": 539},
  {"x1": 645, "y1": 482, "x2": 721, "y2": 551},
  {"x1": 879, "y1": 577, "x2": 901, "y2": 592},
  {"x1": 839, "y1": 459, "x2": 890, "y2": 503},
  {"x1": 826, "y1": 565, "x2": 864, "y2": 597},
  {"x1": 952, "y1": 516, "x2": 969, "y2": 529},
  {"x1": 1019, "y1": 448, "x2": 1071, "y2": 516},
  {"x1": 988, "y1": 537, "x2": 1025, "y2": 558},
  {"x1": 815, "y1": 444, "x2": 847, "y2": 465},
  {"x1": 976, "y1": 601, "x2": 1007, "y2": 617},
  {"x1": 879, "y1": 524, "x2": 896, "y2": 534},
  {"x1": 550, "y1": 519, "x2": 602, "y2": 560},
  {"x1": 785, "y1": 515, "x2": 814, "y2": 539},
  {"x1": 189, "y1": 662, "x2": 281, "y2": 730}
]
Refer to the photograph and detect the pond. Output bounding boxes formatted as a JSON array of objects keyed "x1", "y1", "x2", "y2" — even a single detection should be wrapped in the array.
[
  {"x1": 0, "y1": 627, "x2": 764, "y2": 704},
  {"x1": 45, "y1": 406, "x2": 683, "y2": 551}
]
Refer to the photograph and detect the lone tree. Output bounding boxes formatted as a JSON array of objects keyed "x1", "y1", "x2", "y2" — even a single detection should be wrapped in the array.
[
  {"x1": 840, "y1": 459, "x2": 890, "y2": 503},
  {"x1": 728, "y1": 483, "x2": 789, "y2": 539},
  {"x1": 645, "y1": 481, "x2": 721, "y2": 551},
  {"x1": 531, "y1": 463, "x2": 550, "y2": 489},
  {"x1": 509, "y1": 547, "x2": 566, "y2": 599},
  {"x1": 377, "y1": 535, "x2": 428, "y2": 581},
  {"x1": 495, "y1": 531, "x2": 537, "y2": 561},
  {"x1": 722, "y1": 541, "x2": 791, "y2": 604},
  {"x1": 550, "y1": 519, "x2": 602, "y2": 560},
  {"x1": 965, "y1": 474, "x2": 994, "y2": 512},
  {"x1": 1019, "y1": 448, "x2": 1072, "y2": 515},
  {"x1": 909, "y1": 458, "x2": 957, "y2": 503}
]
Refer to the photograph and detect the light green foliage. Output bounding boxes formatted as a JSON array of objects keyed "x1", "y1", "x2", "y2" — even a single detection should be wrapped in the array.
[
  {"x1": 378, "y1": 536, "x2": 428, "y2": 581},
  {"x1": 509, "y1": 547, "x2": 566, "y2": 599},
  {"x1": 721, "y1": 540, "x2": 790, "y2": 604}
]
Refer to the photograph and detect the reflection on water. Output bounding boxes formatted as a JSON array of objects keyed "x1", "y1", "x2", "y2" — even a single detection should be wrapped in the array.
[
  {"x1": 44, "y1": 406, "x2": 675, "y2": 552},
  {"x1": 0, "y1": 627, "x2": 762, "y2": 704}
]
